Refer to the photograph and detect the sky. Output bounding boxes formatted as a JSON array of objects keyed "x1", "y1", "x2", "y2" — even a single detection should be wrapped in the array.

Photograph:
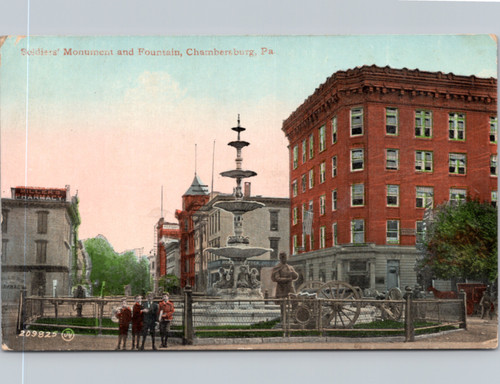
[{"x1": 0, "y1": 35, "x2": 497, "y2": 254}]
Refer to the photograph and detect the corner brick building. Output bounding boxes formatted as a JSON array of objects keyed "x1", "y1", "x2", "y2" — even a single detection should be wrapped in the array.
[{"x1": 282, "y1": 65, "x2": 497, "y2": 291}]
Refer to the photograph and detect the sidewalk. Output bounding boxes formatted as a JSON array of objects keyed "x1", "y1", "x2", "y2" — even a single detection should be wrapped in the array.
[{"x1": 2, "y1": 316, "x2": 497, "y2": 351}]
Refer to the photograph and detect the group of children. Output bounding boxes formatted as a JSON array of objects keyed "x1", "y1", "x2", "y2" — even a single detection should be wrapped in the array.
[{"x1": 115, "y1": 292, "x2": 175, "y2": 350}]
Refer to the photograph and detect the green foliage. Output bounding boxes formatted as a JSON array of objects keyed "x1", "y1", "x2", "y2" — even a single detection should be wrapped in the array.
[
  {"x1": 419, "y1": 200, "x2": 498, "y2": 282},
  {"x1": 157, "y1": 274, "x2": 180, "y2": 295},
  {"x1": 84, "y1": 237, "x2": 151, "y2": 296}
]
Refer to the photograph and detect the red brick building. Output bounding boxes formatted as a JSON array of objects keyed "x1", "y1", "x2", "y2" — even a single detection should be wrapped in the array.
[
  {"x1": 155, "y1": 218, "x2": 180, "y2": 278},
  {"x1": 175, "y1": 175, "x2": 210, "y2": 288},
  {"x1": 282, "y1": 65, "x2": 497, "y2": 291}
]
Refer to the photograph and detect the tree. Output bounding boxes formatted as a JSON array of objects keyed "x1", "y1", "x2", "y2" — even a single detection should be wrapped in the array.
[
  {"x1": 157, "y1": 274, "x2": 180, "y2": 295},
  {"x1": 418, "y1": 200, "x2": 497, "y2": 283},
  {"x1": 84, "y1": 237, "x2": 151, "y2": 296}
]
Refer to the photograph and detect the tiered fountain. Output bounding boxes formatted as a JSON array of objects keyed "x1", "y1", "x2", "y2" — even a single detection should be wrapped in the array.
[
  {"x1": 194, "y1": 117, "x2": 280, "y2": 326},
  {"x1": 206, "y1": 116, "x2": 271, "y2": 299}
]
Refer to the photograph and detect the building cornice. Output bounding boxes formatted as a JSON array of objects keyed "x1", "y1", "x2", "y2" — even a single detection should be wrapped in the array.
[
  {"x1": 282, "y1": 65, "x2": 497, "y2": 139},
  {"x1": 2, "y1": 198, "x2": 71, "y2": 210}
]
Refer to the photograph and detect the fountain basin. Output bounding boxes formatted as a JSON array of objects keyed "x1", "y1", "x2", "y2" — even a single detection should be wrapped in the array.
[
  {"x1": 206, "y1": 246, "x2": 271, "y2": 260},
  {"x1": 214, "y1": 200, "x2": 264, "y2": 214},
  {"x1": 220, "y1": 170, "x2": 257, "y2": 179}
]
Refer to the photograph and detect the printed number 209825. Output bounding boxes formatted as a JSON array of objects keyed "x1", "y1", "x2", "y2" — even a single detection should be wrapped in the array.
[{"x1": 19, "y1": 330, "x2": 58, "y2": 338}]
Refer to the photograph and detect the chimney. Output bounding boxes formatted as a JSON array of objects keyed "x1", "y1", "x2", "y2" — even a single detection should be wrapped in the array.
[{"x1": 244, "y1": 182, "x2": 251, "y2": 198}]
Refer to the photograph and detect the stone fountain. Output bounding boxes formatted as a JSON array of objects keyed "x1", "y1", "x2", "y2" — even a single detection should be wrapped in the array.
[{"x1": 206, "y1": 116, "x2": 271, "y2": 299}]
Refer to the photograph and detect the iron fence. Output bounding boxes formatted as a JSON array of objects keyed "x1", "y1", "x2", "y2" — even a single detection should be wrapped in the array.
[
  {"x1": 17, "y1": 287, "x2": 467, "y2": 344},
  {"x1": 18, "y1": 292, "x2": 184, "y2": 336}
]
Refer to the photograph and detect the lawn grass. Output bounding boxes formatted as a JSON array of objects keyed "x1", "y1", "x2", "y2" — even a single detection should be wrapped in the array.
[
  {"x1": 196, "y1": 319, "x2": 457, "y2": 338},
  {"x1": 28, "y1": 317, "x2": 457, "y2": 339},
  {"x1": 30, "y1": 318, "x2": 183, "y2": 336}
]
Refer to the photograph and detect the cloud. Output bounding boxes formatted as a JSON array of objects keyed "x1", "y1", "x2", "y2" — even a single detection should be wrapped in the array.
[
  {"x1": 476, "y1": 69, "x2": 497, "y2": 78},
  {"x1": 124, "y1": 71, "x2": 187, "y2": 103}
]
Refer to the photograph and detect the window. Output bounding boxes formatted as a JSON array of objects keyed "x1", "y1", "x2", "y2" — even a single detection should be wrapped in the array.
[
  {"x1": 386, "y1": 107, "x2": 398, "y2": 135},
  {"x1": 449, "y1": 153, "x2": 466, "y2": 175},
  {"x1": 490, "y1": 117, "x2": 498, "y2": 143},
  {"x1": 319, "y1": 125, "x2": 326, "y2": 152},
  {"x1": 301, "y1": 174, "x2": 307, "y2": 193},
  {"x1": 351, "y1": 107, "x2": 363, "y2": 136},
  {"x1": 491, "y1": 155, "x2": 497, "y2": 176},
  {"x1": 1, "y1": 209, "x2": 7, "y2": 234},
  {"x1": 387, "y1": 220, "x2": 399, "y2": 244},
  {"x1": 292, "y1": 180, "x2": 298, "y2": 197},
  {"x1": 302, "y1": 139, "x2": 307, "y2": 163},
  {"x1": 309, "y1": 134, "x2": 314, "y2": 159},
  {"x1": 416, "y1": 221, "x2": 425, "y2": 244},
  {"x1": 310, "y1": 232, "x2": 315, "y2": 250},
  {"x1": 351, "y1": 219, "x2": 365, "y2": 244},
  {"x1": 319, "y1": 162, "x2": 326, "y2": 183},
  {"x1": 270, "y1": 238, "x2": 279, "y2": 260},
  {"x1": 332, "y1": 223, "x2": 338, "y2": 246},
  {"x1": 319, "y1": 195, "x2": 326, "y2": 215},
  {"x1": 416, "y1": 187, "x2": 434, "y2": 208},
  {"x1": 332, "y1": 116, "x2": 337, "y2": 144},
  {"x1": 293, "y1": 145, "x2": 299, "y2": 169},
  {"x1": 332, "y1": 189, "x2": 337, "y2": 211},
  {"x1": 36, "y1": 241, "x2": 47, "y2": 264},
  {"x1": 292, "y1": 207, "x2": 298, "y2": 225},
  {"x1": 492, "y1": 191, "x2": 497, "y2": 207},
  {"x1": 415, "y1": 151, "x2": 433, "y2": 172},
  {"x1": 319, "y1": 226, "x2": 326, "y2": 249},
  {"x1": 351, "y1": 148, "x2": 364, "y2": 171},
  {"x1": 302, "y1": 203, "x2": 307, "y2": 221},
  {"x1": 319, "y1": 263, "x2": 326, "y2": 282},
  {"x1": 332, "y1": 156, "x2": 337, "y2": 177},
  {"x1": 308, "y1": 169, "x2": 314, "y2": 189},
  {"x1": 270, "y1": 211, "x2": 279, "y2": 231},
  {"x1": 31, "y1": 272, "x2": 46, "y2": 296},
  {"x1": 386, "y1": 149, "x2": 399, "y2": 170},
  {"x1": 387, "y1": 185, "x2": 399, "y2": 207},
  {"x1": 292, "y1": 235, "x2": 298, "y2": 255},
  {"x1": 415, "y1": 110, "x2": 432, "y2": 138},
  {"x1": 351, "y1": 183, "x2": 364, "y2": 206},
  {"x1": 449, "y1": 113, "x2": 465, "y2": 141},
  {"x1": 37, "y1": 211, "x2": 48, "y2": 234},
  {"x1": 1, "y1": 240, "x2": 7, "y2": 263},
  {"x1": 450, "y1": 188, "x2": 466, "y2": 205}
]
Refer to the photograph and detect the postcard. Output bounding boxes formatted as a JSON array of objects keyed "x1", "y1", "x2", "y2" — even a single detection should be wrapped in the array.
[{"x1": 1, "y1": 35, "x2": 497, "y2": 352}]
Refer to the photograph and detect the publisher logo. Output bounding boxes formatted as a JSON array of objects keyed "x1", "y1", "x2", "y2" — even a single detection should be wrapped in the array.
[{"x1": 61, "y1": 328, "x2": 75, "y2": 342}]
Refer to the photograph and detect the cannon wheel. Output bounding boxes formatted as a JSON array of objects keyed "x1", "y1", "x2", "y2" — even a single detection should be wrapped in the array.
[
  {"x1": 380, "y1": 287, "x2": 403, "y2": 321},
  {"x1": 297, "y1": 280, "x2": 324, "y2": 293},
  {"x1": 316, "y1": 281, "x2": 361, "y2": 329}
]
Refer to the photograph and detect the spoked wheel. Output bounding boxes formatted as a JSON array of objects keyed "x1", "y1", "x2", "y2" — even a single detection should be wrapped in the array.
[
  {"x1": 297, "y1": 280, "x2": 324, "y2": 294},
  {"x1": 316, "y1": 281, "x2": 361, "y2": 329},
  {"x1": 380, "y1": 287, "x2": 404, "y2": 321}
]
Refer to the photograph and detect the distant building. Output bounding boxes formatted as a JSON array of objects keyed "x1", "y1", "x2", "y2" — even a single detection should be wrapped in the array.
[
  {"x1": 155, "y1": 218, "x2": 181, "y2": 280},
  {"x1": 1, "y1": 186, "x2": 81, "y2": 301},
  {"x1": 175, "y1": 175, "x2": 210, "y2": 288},
  {"x1": 194, "y1": 184, "x2": 290, "y2": 295},
  {"x1": 282, "y1": 65, "x2": 497, "y2": 291}
]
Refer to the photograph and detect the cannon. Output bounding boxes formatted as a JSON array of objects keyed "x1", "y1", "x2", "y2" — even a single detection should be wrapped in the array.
[{"x1": 290, "y1": 280, "x2": 404, "y2": 329}]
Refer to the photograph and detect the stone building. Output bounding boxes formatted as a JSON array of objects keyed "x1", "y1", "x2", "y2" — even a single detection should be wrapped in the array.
[
  {"x1": 282, "y1": 65, "x2": 497, "y2": 292},
  {"x1": 194, "y1": 184, "x2": 290, "y2": 295},
  {"x1": 1, "y1": 186, "x2": 81, "y2": 301}
]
